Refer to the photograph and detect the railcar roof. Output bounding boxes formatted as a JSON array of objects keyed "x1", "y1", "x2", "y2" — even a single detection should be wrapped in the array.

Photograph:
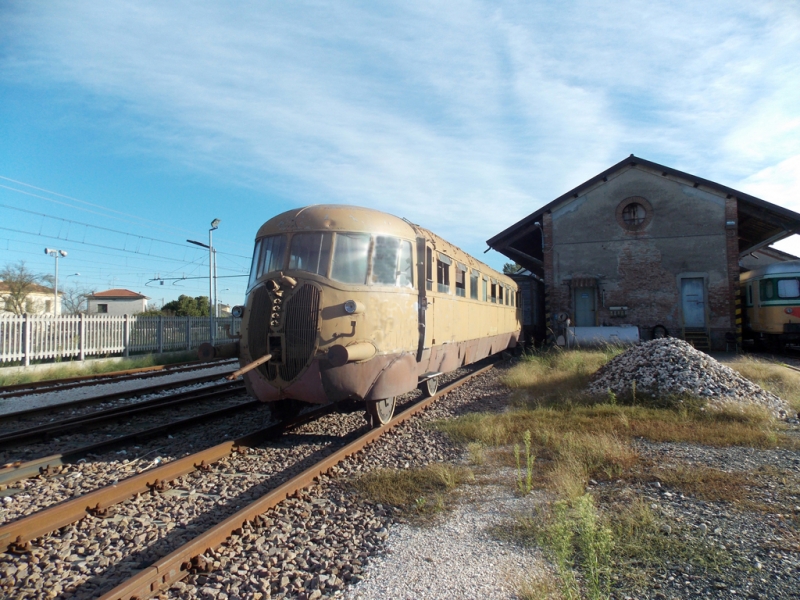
[
  {"x1": 256, "y1": 204, "x2": 516, "y2": 286},
  {"x1": 256, "y1": 205, "x2": 415, "y2": 239},
  {"x1": 740, "y1": 260, "x2": 800, "y2": 281}
]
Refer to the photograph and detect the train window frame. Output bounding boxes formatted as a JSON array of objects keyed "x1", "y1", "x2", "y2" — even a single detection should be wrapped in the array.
[
  {"x1": 330, "y1": 232, "x2": 371, "y2": 285},
  {"x1": 482, "y1": 276, "x2": 488, "y2": 302},
  {"x1": 370, "y1": 235, "x2": 413, "y2": 288},
  {"x1": 437, "y1": 253, "x2": 451, "y2": 294},
  {"x1": 498, "y1": 285, "x2": 503, "y2": 304},
  {"x1": 490, "y1": 279, "x2": 497, "y2": 303},
  {"x1": 257, "y1": 234, "x2": 288, "y2": 279},
  {"x1": 248, "y1": 238, "x2": 263, "y2": 290},
  {"x1": 288, "y1": 232, "x2": 332, "y2": 277},
  {"x1": 426, "y1": 247, "x2": 433, "y2": 291},
  {"x1": 746, "y1": 283, "x2": 753, "y2": 307},
  {"x1": 777, "y1": 278, "x2": 800, "y2": 299},
  {"x1": 470, "y1": 269, "x2": 479, "y2": 300},
  {"x1": 455, "y1": 262, "x2": 466, "y2": 297},
  {"x1": 511, "y1": 289, "x2": 515, "y2": 307}
]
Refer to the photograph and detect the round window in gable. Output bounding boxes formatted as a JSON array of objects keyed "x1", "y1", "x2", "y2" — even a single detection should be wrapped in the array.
[{"x1": 615, "y1": 196, "x2": 653, "y2": 231}]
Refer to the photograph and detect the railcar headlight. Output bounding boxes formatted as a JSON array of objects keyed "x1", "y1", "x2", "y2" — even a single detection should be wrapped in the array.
[
  {"x1": 231, "y1": 305, "x2": 245, "y2": 318},
  {"x1": 343, "y1": 300, "x2": 365, "y2": 315}
]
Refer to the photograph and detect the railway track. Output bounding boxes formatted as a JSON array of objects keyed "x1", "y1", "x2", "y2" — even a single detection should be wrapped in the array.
[
  {"x1": 0, "y1": 370, "x2": 236, "y2": 427},
  {"x1": 0, "y1": 362, "x2": 495, "y2": 599},
  {"x1": 0, "y1": 358, "x2": 235, "y2": 398},
  {"x1": 0, "y1": 381, "x2": 245, "y2": 448}
]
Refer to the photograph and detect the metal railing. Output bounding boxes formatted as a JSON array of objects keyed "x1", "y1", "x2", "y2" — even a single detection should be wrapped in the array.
[{"x1": 0, "y1": 314, "x2": 241, "y2": 365}]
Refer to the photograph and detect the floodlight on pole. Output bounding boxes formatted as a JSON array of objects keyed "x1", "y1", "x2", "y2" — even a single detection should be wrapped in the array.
[{"x1": 44, "y1": 248, "x2": 67, "y2": 316}]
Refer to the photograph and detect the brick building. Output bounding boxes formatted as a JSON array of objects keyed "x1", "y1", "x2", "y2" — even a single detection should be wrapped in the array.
[{"x1": 487, "y1": 155, "x2": 800, "y2": 350}]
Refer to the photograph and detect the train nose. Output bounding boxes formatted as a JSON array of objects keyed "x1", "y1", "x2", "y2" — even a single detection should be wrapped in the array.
[{"x1": 246, "y1": 282, "x2": 321, "y2": 385}]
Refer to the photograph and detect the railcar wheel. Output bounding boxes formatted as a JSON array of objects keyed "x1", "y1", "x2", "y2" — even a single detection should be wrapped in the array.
[
  {"x1": 365, "y1": 397, "x2": 396, "y2": 428},
  {"x1": 418, "y1": 377, "x2": 439, "y2": 398}
]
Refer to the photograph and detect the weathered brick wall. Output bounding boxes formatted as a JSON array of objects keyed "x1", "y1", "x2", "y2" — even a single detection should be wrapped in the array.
[{"x1": 545, "y1": 165, "x2": 735, "y2": 349}]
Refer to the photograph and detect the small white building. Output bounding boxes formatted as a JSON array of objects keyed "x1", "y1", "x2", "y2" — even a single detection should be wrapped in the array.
[
  {"x1": 0, "y1": 282, "x2": 63, "y2": 315},
  {"x1": 87, "y1": 289, "x2": 149, "y2": 316}
]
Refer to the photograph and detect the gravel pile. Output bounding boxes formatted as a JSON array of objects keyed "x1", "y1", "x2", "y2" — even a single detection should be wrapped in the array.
[{"x1": 587, "y1": 338, "x2": 793, "y2": 419}]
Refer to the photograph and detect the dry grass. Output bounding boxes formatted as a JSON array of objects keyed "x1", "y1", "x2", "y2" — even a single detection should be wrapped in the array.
[
  {"x1": 0, "y1": 350, "x2": 199, "y2": 387},
  {"x1": 352, "y1": 463, "x2": 473, "y2": 521},
  {"x1": 723, "y1": 355, "x2": 800, "y2": 414}
]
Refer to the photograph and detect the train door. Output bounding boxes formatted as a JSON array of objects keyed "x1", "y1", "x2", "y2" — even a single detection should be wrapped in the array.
[
  {"x1": 573, "y1": 287, "x2": 596, "y2": 326},
  {"x1": 681, "y1": 278, "x2": 706, "y2": 328},
  {"x1": 416, "y1": 238, "x2": 431, "y2": 361}
]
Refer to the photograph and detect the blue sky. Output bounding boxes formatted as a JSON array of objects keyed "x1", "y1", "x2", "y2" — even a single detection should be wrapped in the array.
[{"x1": 1, "y1": 1, "x2": 799, "y2": 309}]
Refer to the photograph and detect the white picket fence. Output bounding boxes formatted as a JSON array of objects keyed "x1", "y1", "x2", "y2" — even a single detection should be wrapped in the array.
[{"x1": 0, "y1": 314, "x2": 241, "y2": 365}]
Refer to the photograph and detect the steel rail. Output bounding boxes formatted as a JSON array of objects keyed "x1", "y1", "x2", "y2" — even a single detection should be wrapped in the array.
[
  {"x1": 98, "y1": 363, "x2": 495, "y2": 600},
  {"x1": 0, "y1": 399, "x2": 264, "y2": 487},
  {"x1": 0, "y1": 358, "x2": 235, "y2": 397},
  {"x1": 0, "y1": 405, "x2": 332, "y2": 552},
  {"x1": 0, "y1": 372, "x2": 235, "y2": 423},
  {"x1": 0, "y1": 381, "x2": 245, "y2": 447}
]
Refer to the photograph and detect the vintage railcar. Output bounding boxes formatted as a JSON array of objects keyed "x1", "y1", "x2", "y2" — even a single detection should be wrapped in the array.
[
  {"x1": 740, "y1": 260, "x2": 800, "y2": 350},
  {"x1": 231, "y1": 205, "x2": 522, "y2": 426}
]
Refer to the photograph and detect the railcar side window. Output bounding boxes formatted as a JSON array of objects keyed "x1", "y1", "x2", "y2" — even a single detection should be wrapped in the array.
[
  {"x1": 426, "y1": 247, "x2": 433, "y2": 291},
  {"x1": 511, "y1": 289, "x2": 515, "y2": 307},
  {"x1": 470, "y1": 270, "x2": 479, "y2": 300},
  {"x1": 745, "y1": 284, "x2": 752, "y2": 307},
  {"x1": 490, "y1": 281, "x2": 497, "y2": 303},
  {"x1": 482, "y1": 277, "x2": 488, "y2": 302},
  {"x1": 331, "y1": 233, "x2": 370, "y2": 284},
  {"x1": 371, "y1": 236, "x2": 413, "y2": 287},
  {"x1": 498, "y1": 285, "x2": 503, "y2": 304},
  {"x1": 288, "y1": 232, "x2": 332, "y2": 277},
  {"x1": 248, "y1": 239, "x2": 262, "y2": 289},
  {"x1": 777, "y1": 278, "x2": 800, "y2": 298},
  {"x1": 257, "y1": 235, "x2": 287, "y2": 278},
  {"x1": 437, "y1": 253, "x2": 451, "y2": 293},
  {"x1": 455, "y1": 263, "x2": 466, "y2": 297}
]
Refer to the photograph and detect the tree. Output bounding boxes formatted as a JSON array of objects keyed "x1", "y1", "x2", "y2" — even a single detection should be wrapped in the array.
[
  {"x1": 61, "y1": 284, "x2": 94, "y2": 315},
  {"x1": 503, "y1": 262, "x2": 523, "y2": 275},
  {"x1": 0, "y1": 262, "x2": 46, "y2": 315},
  {"x1": 161, "y1": 295, "x2": 210, "y2": 317}
]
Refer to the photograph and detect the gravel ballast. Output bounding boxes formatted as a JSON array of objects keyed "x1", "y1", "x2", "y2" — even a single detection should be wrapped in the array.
[{"x1": 588, "y1": 338, "x2": 793, "y2": 418}]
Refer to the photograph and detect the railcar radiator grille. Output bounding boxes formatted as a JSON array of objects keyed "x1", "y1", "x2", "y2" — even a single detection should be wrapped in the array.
[
  {"x1": 248, "y1": 286, "x2": 272, "y2": 378},
  {"x1": 267, "y1": 284, "x2": 321, "y2": 382}
]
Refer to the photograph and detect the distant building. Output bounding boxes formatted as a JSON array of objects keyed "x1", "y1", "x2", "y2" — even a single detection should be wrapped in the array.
[
  {"x1": 87, "y1": 289, "x2": 149, "y2": 316},
  {"x1": 0, "y1": 282, "x2": 63, "y2": 315},
  {"x1": 487, "y1": 155, "x2": 800, "y2": 351}
]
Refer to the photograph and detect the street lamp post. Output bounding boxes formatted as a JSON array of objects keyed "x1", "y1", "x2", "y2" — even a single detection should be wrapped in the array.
[{"x1": 44, "y1": 248, "x2": 67, "y2": 316}]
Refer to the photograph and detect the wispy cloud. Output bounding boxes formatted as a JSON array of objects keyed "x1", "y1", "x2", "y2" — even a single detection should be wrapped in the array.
[{"x1": 2, "y1": 0, "x2": 799, "y2": 261}]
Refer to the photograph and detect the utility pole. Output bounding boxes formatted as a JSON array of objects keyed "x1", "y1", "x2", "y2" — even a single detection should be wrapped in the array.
[
  {"x1": 187, "y1": 218, "x2": 220, "y2": 344},
  {"x1": 44, "y1": 248, "x2": 67, "y2": 316}
]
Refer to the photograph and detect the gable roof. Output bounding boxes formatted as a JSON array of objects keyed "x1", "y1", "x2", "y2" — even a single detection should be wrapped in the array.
[
  {"x1": 89, "y1": 288, "x2": 149, "y2": 300},
  {"x1": 487, "y1": 154, "x2": 800, "y2": 273},
  {"x1": 0, "y1": 282, "x2": 59, "y2": 295}
]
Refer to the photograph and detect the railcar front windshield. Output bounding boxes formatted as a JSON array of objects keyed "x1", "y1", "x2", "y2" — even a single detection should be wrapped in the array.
[
  {"x1": 331, "y1": 233, "x2": 371, "y2": 284},
  {"x1": 249, "y1": 234, "x2": 287, "y2": 289},
  {"x1": 250, "y1": 230, "x2": 414, "y2": 288},
  {"x1": 288, "y1": 232, "x2": 332, "y2": 277}
]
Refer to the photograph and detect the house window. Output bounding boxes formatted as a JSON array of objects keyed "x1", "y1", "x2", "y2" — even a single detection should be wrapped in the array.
[
  {"x1": 622, "y1": 203, "x2": 646, "y2": 226},
  {"x1": 97, "y1": 304, "x2": 108, "y2": 314},
  {"x1": 45, "y1": 300, "x2": 52, "y2": 313},
  {"x1": 455, "y1": 263, "x2": 466, "y2": 297},
  {"x1": 437, "y1": 253, "x2": 451, "y2": 293},
  {"x1": 616, "y1": 196, "x2": 653, "y2": 231},
  {"x1": 470, "y1": 270, "x2": 479, "y2": 300}
]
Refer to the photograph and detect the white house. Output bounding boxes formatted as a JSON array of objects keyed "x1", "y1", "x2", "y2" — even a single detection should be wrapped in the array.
[
  {"x1": 87, "y1": 289, "x2": 149, "y2": 315},
  {"x1": 0, "y1": 282, "x2": 63, "y2": 315}
]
